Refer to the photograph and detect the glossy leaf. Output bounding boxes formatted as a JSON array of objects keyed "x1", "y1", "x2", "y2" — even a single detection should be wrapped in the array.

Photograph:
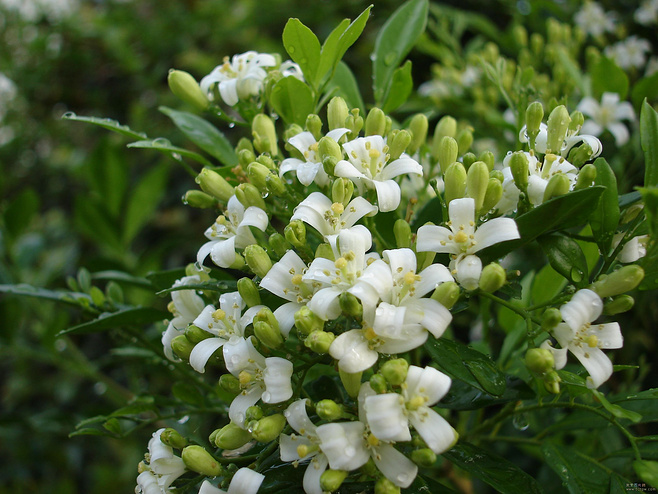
[
  {"x1": 634, "y1": 460, "x2": 658, "y2": 488},
  {"x1": 641, "y1": 99, "x2": 658, "y2": 187},
  {"x1": 146, "y1": 268, "x2": 188, "y2": 292},
  {"x1": 61, "y1": 112, "x2": 148, "y2": 140},
  {"x1": 57, "y1": 307, "x2": 168, "y2": 336},
  {"x1": 91, "y1": 270, "x2": 152, "y2": 288},
  {"x1": 0, "y1": 283, "x2": 95, "y2": 310},
  {"x1": 269, "y1": 76, "x2": 314, "y2": 126},
  {"x1": 590, "y1": 57, "x2": 629, "y2": 101},
  {"x1": 590, "y1": 158, "x2": 620, "y2": 254},
  {"x1": 122, "y1": 163, "x2": 169, "y2": 246},
  {"x1": 160, "y1": 106, "x2": 237, "y2": 166},
  {"x1": 325, "y1": 61, "x2": 365, "y2": 114},
  {"x1": 407, "y1": 475, "x2": 458, "y2": 493},
  {"x1": 539, "y1": 233, "x2": 589, "y2": 288},
  {"x1": 632, "y1": 72, "x2": 658, "y2": 110},
  {"x1": 591, "y1": 389, "x2": 642, "y2": 423},
  {"x1": 128, "y1": 138, "x2": 213, "y2": 167},
  {"x1": 531, "y1": 263, "x2": 568, "y2": 306},
  {"x1": 282, "y1": 18, "x2": 321, "y2": 85},
  {"x1": 172, "y1": 381, "x2": 205, "y2": 407},
  {"x1": 155, "y1": 280, "x2": 237, "y2": 296},
  {"x1": 382, "y1": 60, "x2": 413, "y2": 113},
  {"x1": 411, "y1": 196, "x2": 443, "y2": 228},
  {"x1": 542, "y1": 441, "x2": 612, "y2": 494},
  {"x1": 441, "y1": 377, "x2": 533, "y2": 410}
]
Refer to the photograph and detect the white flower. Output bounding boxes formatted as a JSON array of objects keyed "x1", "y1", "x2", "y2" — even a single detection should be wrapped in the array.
[
  {"x1": 578, "y1": 92, "x2": 635, "y2": 146},
  {"x1": 188, "y1": 292, "x2": 263, "y2": 373},
  {"x1": 200, "y1": 52, "x2": 276, "y2": 106},
  {"x1": 604, "y1": 37, "x2": 651, "y2": 71},
  {"x1": 224, "y1": 337, "x2": 293, "y2": 427},
  {"x1": 291, "y1": 191, "x2": 377, "y2": 249},
  {"x1": 197, "y1": 195, "x2": 268, "y2": 269},
  {"x1": 335, "y1": 135, "x2": 423, "y2": 212},
  {"x1": 551, "y1": 289, "x2": 623, "y2": 388},
  {"x1": 635, "y1": 0, "x2": 658, "y2": 25},
  {"x1": 526, "y1": 154, "x2": 579, "y2": 206},
  {"x1": 574, "y1": 2, "x2": 616, "y2": 37},
  {"x1": 198, "y1": 468, "x2": 265, "y2": 494},
  {"x1": 315, "y1": 421, "x2": 369, "y2": 471},
  {"x1": 135, "y1": 429, "x2": 186, "y2": 494},
  {"x1": 613, "y1": 233, "x2": 649, "y2": 263},
  {"x1": 280, "y1": 129, "x2": 350, "y2": 186},
  {"x1": 161, "y1": 274, "x2": 206, "y2": 361}
]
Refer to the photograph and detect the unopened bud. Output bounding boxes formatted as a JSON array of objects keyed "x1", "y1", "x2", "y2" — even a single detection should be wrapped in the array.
[
  {"x1": 365, "y1": 107, "x2": 387, "y2": 136},
  {"x1": 185, "y1": 324, "x2": 212, "y2": 344},
  {"x1": 252, "y1": 114, "x2": 278, "y2": 156},
  {"x1": 525, "y1": 348, "x2": 555, "y2": 375},
  {"x1": 467, "y1": 161, "x2": 490, "y2": 212},
  {"x1": 603, "y1": 294, "x2": 635, "y2": 315},
  {"x1": 171, "y1": 334, "x2": 194, "y2": 360},
  {"x1": 268, "y1": 233, "x2": 290, "y2": 258},
  {"x1": 247, "y1": 162, "x2": 271, "y2": 192},
  {"x1": 214, "y1": 423, "x2": 252, "y2": 450},
  {"x1": 196, "y1": 168, "x2": 234, "y2": 203},
  {"x1": 251, "y1": 414, "x2": 286, "y2": 443},
  {"x1": 530, "y1": 33, "x2": 544, "y2": 55},
  {"x1": 284, "y1": 220, "x2": 307, "y2": 249},
  {"x1": 591, "y1": 265, "x2": 644, "y2": 298},
  {"x1": 320, "y1": 469, "x2": 349, "y2": 492},
  {"x1": 238, "y1": 147, "x2": 257, "y2": 168},
  {"x1": 569, "y1": 111, "x2": 584, "y2": 134},
  {"x1": 462, "y1": 152, "x2": 476, "y2": 170},
  {"x1": 542, "y1": 171, "x2": 571, "y2": 202},
  {"x1": 244, "y1": 245, "x2": 272, "y2": 278},
  {"x1": 183, "y1": 190, "x2": 218, "y2": 209},
  {"x1": 444, "y1": 162, "x2": 467, "y2": 205},
  {"x1": 525, "y1": 101, "x2": 544, "y2": 141},
  {"x1": 332, "y1": 178, "x2": 354, "y2": 206},
  {"x1": 380, "y1": 358, "x2": 409, "y2": 386},
  {"x1": 437, "y1": 136, "x2": 459, "y2": 175},
  {"x1": 481, "y1": 178, "x2": 503, "y2": 215},
  {"x1": 394, "y1": 219, "x2": 412, "y2": 248},
  {"x1": 621, "y1": 204, "x2": 643, "y2": 224},
  {"x1": 339, "y1": 369, "x2": 362, "y2": 398},
  {"x1": 236, "y1": 137, "x2": 254, "y2": 153},
  {"x1": 294, "y1": 307, "x2": 324, "y2": 336},
  {"x1": 431, "y1": 281, "x2": 460, "y2": 309},
  {"x1": 316, "y1": 400, "x2": 344, "y2": 421},
  {"x1": 306, "y1": 114, "x2": 322, "y2": 141},
  {"x1": 512, "y1": 24, "x2": 528, "y2": 47},
  {"x1": 345, "y1": 109, "x2": 364, "y2": 139},
  {"x1": 254, "y1": 308, "x2": 283, "y2": 348},
  {"x1": 509, "y1": 151, "x2": 529, "y2": 191},
  {"x1": 182, "y1": 445, "x2": 223, "y2": 476},
  {"x1": 160, "y1": 428, "x2": 187, "y2": 449},
  {"x1": 411, "y1": 448, "x2": 437, "y2": 467},
  {"x1": 304, "y1": 330, "x2": 335, "y2": 354},
  {"x1": 544, "y1": 370, "x2": 561, "y2": 394},
  {"x1": 541, "y1": 308, "x2": 562, "y2": 331},
  {"x1": 375, "y1": 477, "x2": 400, "y2": 494},
  {"x1": 574, "y1": 163, "x2": 597, "y2": 190},
  {"x1": 265, "y1": 174, "x2": 286, "y2": 197},
  {"x1": 339, "y1": 291, "x2": 363, "y2": 318},
  {"x1": 479, "y1": 151, "x2": 495, "y2": 171},
  {"x1": 432, "y1": 116, "x2": 457, "y2": 160},
  {"x1": 245, "y1": 405, "x2": 264, "y2": 422},
  {"x1": 328, "y1": 97, "x2": 349, "y2": 131},
  {"x1": 318, "y1": 136, "x2": 343, "y2": 164},
  {"x1": 369, "y1": 373, "x2": 388, "y2": 394},
  {"x1": 456, "y1": 127, "x2": 473, "y2": 156},
  {"x1": 219, "y1": 374, "x2": 241, "y2": 396},
  {"x1": 546, "y1": 105, "x2": 570, "y2": 154},
  {"x1": 168, "y1": 69, "x2": 209, "y2": 111},
  {"x1": 389, "y1": 129, "x2": 412, "y2": 161},
  {"x1": 407, "y1": 113, "x2": 428, "y2": 155},
  {"x1": 478, "y1": 263, "x2": 506, "y2": 293},
  {"x1": 567, "y1": 141, "x2": 595, "y2": 168},
  {"x1": 237, "y1": 278, "x2": 261, "y2": 307}
]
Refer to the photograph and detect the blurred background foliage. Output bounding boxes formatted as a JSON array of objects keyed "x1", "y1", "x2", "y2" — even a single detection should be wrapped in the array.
[{"x1": 1, "y1": 0, "x2": 656, "y2": 492}]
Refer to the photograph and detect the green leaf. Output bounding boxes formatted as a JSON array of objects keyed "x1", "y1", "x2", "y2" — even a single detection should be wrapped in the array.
[
  {"x1": 641, "y1": 99, "x2": 658, "y2": 187},
  {"x1": 444, "y1": 443, "x2": 544, "y2": 494},
  {"x1": 282, "y1": 18, "x2": 321, "y2": 85},
  {"x1": 61, "y1": 112, "x2": 148, "y2": 140},
  {"x1": 85, "y1": 140, "x2": 129, "y2": 219},
  {"x1": 407, "y1": 475, "x2": 458, "y2": 493},
  {"x1": 172, "y1": 381, "x2": 205, "y2": 407},
  {"x1": 539, "y1": 233, "x2": 589, "y2": 287},
  {"x1": 441, "y1": 377, "x2": 533, "y2": 410},
  {"x1": 146, "y1": 268, "x2": 187, "y2": 292},
  {"x1": 542, "y1": 441, "x2": 611, "y2": 494},
  {"x1": 382, "y1": 60, "x2": 413, "y2": 113},
  {"x1": 411, "y1": 196, "x2": 442, "y2": 228},
  {"x1": 426, "y1": 338, "x2": 506, "y2": 396},
  {"x1": 122, "y1": 163, "x2": 169, "y2": 245},
  {"x1": 269, "y1": 76, "x2": 314, "y2": 126},
  {"x1": 57, "y1": 307, "x2": 168, "y2": 336},
  {"x1": 74, "y1": 197, "x2": 123, "y2": 255},
  {"x1": 634, "y1": 460, "x2": 658, "y2": 488},
  {"x1": 0, "y1": 284, "x2": 94, "y2": 310},
  {"x1": 591, "y1": 389, "x2": 642, "y2": 423},
  {"x1": 589, "y1": 158, "x2": 620, "y2": 254},
  {"x1": 372, "y1": 0, "x2": 429, "y2": 105},
  {"x1": 91, "y1": 270, "x2": 152, "y2": 288},
  {"x1": 373, "y1": 210, "x2": 397, "y2": 249},
  {"x1": 324, "y1": 61, "x2": 365, "y2": 114},
  {"x1": 3, "y1": 188, "x2": 39, "y2": 238},
  {"x1": 127, "y1": 138, "x2": 213, "y2": 167},
  {"x1": 590, "y1": 57, "x2": 629, "y2": 101},
  {"x1": 632, "y1": 72, "x2": 658, "y2": 110},
  {"x1": 531, "y1": 263, "x2": 568, "y2": 306},
  {"x1": 159, "y1": 106, "x2": 237, "y2": 166},
  {"x1": 155, "y1": 280, "x2": 237, "y2": 296}
]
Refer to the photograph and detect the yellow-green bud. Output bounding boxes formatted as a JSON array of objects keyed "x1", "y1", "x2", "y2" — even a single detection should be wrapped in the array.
[
  {"x1": 541, "y1": 308, "x2": 562, "y2": 330},
  {"x1": 315, "y1": 243, "x2": 334, "y2": 260},
  {"x1": 171, "y1": 334, "x2": 194, "y2": 360},
  {"x1": 316, "y1": 400, "x2": 344, "y2": 421},
  {"x1": 237, "y1": 278, "x2": 261, "y2": 307},
  {"x1": 462, "y1": 152, "x2": 477, "y2": 170},
  {"x1": 512, "y1": 24, "x2": 528, "y2": 47},
  {"x1": 332, "y1": 178, "x2": 354, "y2": 206},
  {"x1": 542, "y1": 171, "x2": 571, "y2": 202},
  {"x1": 530, "y1": 33, "x2": 544, "y2": 56},
  {"x1": 345, "y1": 109, "x2": 364, "y2": 139},
  {"x1": 509, "y1": 151, "x2": 529, "y2": 191},
  {"x1": 544, "y1": 370, "x2": 561, "y2": 394},
  {"x1": 603, "y1": 295, "x2": 635, "y2": 315},
  {"x1": 269, "y1": 233, "x2": 290, "y2": 258},
  {"x1": 466, "y1": 161, "x2": 490, "y2": 212},
  {"x1": 183, "y1": 190, "x2": 218, "y2": 209},
  {"x1": 219, "y1": 374, "x2": 241, "y2": 396},
  {"x1": 478, "y1": 263, "x2": 506, "y2": 293},
  {"x1": 490, "y1": 169, "x2": 504, "y2": 183},
  {"x1": 238, "y1": 147, "x2": 257, "y2": 168},
  {"x1": 251, "y1": 414, "x2": 286, "y2": 443},
  {"x1": 244, "y1": 245, "x2": 272, "y2": 278},
  {"x1": 569, "y1": 111, "x2": 584, "y2": 135},
  {"x1": 574, "y1": 163, "x2": 597, "y2": 190},
  {"x1": 525, "y1": 101, "x2": 544, "y2": 140},
  {"x1": 431, "y1": 281, "x2": 460, "y2": 309},
  {"x1": 437, "y1": 136, "x2": 459, "y2": 175},
  {"x1": 195, "y1": 168, "x2": 234, "y2": 203},
  {"x1": 252, "y1": 114, "x2": 278, "y2": 156},
  {"x1": 318, "y1": 136, "x2": 343, "y2": 164},
  {"x1": 380, "y1": 358, "x2": 409, "y2": 386},
  {"x1": 369, "y1": 373, "x2": 388, "y2": 394},
  {"x1": 407, "y1": 113, "x2": 428, "y2": 155},
  {"x1": 394, "y1": 219, "x2": 412, "y2": 248},
  {"x1": 181, "y1": 445, "x2": 223, "y2": 476},
  {"x1": 294, "y1": 307, "x2": 324, "y2": 336},
  {"x1": 185, "y1": 324, "x2": 212, "y2": 344},
  {"x1": 214, "y1": 423, "x2": 253, "y2": 450},
  {"x1": 254, "y1": 308, "x2": 283, "y2": 348},
  {"x1": 235, "y1": 183, "x2": 266, "y2": 210},
  {"x1": 375, "y1": 477, "x2": 401, "y2": 494},
  {"x1": 284, "y1": 220, "x2": 307, "y2": 249},
  {"x1": 247, "y1": 162, "x2": 271, "y2": 192},
  {"x1": 339, "y1": 291, "x2": 363, "y2": 318},
  {"x1": 481, "y1": 178, "x2": 503, "y2": 215},
  {"x1": 479, "y1": 150, "x2": 495, "y2": 171},
  {"x1": 591, "y1": 265, "x2": 644, "y2": 298},
  {"x1": 456, "y1": 127, "x2": 473, "y2": 156},
  {"x1": 245, "y1": 405, "x2": 264, "y2": 422},
  {"x1": 389, "y1": 129, "x2": 412, "y2": 161},
  {"x1": 306, "y1": 114, "x2": 322, "y2": 141},
  {"x1": 433, "y1": 116, "x2": 458, "y2": 158},
  {"x1": 411, "y1": 448, "x2": 437, "y2": 467},
  {"x1": 167, "y1": 69, "x2": 209, "y2": 111},
  {"x1": 525, "y1": 348, "x2": 555, "y2": 375},
  {"x1": 255, "y1": 154, "x2": 275, "y2": 170},
  {"x1": 320, "y1": 469, "x2": 349, "y2": 492},
  {"x1": 339, "y1": 369, "x2": 362, "y2": 398},
  {"x1": 265, "y1": 174, "x2": 286, "y2": 197},
  {"x1": 328, "y1": 96, "x2": 349, "y2": 131},
  {"x1": 444, "y1": 162, "x2": 467, "y2": 205},
  {"x1": 568, "y1": 142, "x2": 596, "y2": 168},
  {"x1": 160, "y1": 428, "x2": 187, "y2": 449},
  {"x1": 365, "y1": 107, "x2": 387, "y2": 136},
  {"x1": 546, "y1": 105, "x2": 571, "y2": 154},
  {"x1": 236, "y1": 137, "x2": 254, "y2": 154},
  {"x1": 304, "y1": 330, "x2": 335, "y2": 354}
]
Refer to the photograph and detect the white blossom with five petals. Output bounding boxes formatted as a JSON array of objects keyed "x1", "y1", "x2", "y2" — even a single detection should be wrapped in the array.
[
  {"x1": 280, "y1": 129, "x2": 350, "y2": 186},
  {"x1": 198, "y1": 468, "x2": 265, "y2": 494},
  {"x1": 578, "y1": 92, "x2": 635, "y2": 146}
]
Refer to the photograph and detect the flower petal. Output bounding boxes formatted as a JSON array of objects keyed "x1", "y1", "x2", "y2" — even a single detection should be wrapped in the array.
[
  {"x1": 329, "y1": 329, "x2": 379, "y2": 373},
  {"x1": 365, "y1": 393, "x2": 411, "y2": 442},
  {"x1": 303, "y1": 454, "x2": 329, "y2": 494},
  {"x1": 227, "y1": 468, "x2": 265, "y2": 494},
  {"x1": 372, "y1": 443, "x2": 418, "y2": 488},
  {"x1": 316, "y1": 421, "x2": 369, "y2": 471},
  {"x1": 416, "y1": 224, "x2": 458, "y2": 254},
  {"x1": 570, "y1": 345, "x2": 613, "y2": 389},
  {"x1": 189, "y1": 338, "x2": 225, "y2": 373},
  {"x1": 561, "y1": 289, "x2": 602, "y2": 332},
  {"x1": 472, "y1": 217, "x2": 520, "y2": 253},
  {"x1": 229, "y1": 385, "x2": 264, "y2": 427},
  {"x1": 210, "y1": 237, "x2": 237, "y2": 268},
  {"x1": 372, "y1": 179, "x2": 401, "y2": 212},
  {"x1": 262, "y1": 357, "x2": 293, "y2": 403},
  {"x1": 409, "y1": 407, "x2": 457, "y2": 454}
]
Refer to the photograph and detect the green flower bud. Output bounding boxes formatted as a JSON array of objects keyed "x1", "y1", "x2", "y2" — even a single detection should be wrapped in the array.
[
  {"x1": 265, "y1": 174, "x2": 286, "y2": 197},
  {"x1": 574, "y1": 163, "x2": 597, "y2": 190},
  {"x1": 437, "y1": 136, "x2": 459, "y2": 175},
  {"x1": 431, "y1": 281, "x2": 460, "y2": 309},
  {"x1": 322, "y1": 156, "x2": 338, "y2": 176},
  {"x1": 481, "y1": 178, "x2": 503, "y2": 215},
  {"x1": 369, "y1": 373, "x2": 388, "y2": 394},
  {"x1": 432, "y1": 116, "x2": 457, "y2": 158},
  {"x1": 525, "y1": 348, "x2": 555, "y2": 375},
  {"x1": 318, "y1": 136, "x2": 343, "y2": 163},
  {"x1": 284, "y1": 220, "x2": 307, "y2": 250},
  {"x1": 255, "y1": 154, "x2": 275, "y2": 170},
  {"x1": 167, "y1": 69, "x2": 209, "y2": 111},
  {"x1": 238, "y1": 147, "x2": 257, "y2": 168},
  {"x1": 462, "y1": 152, "x2": 477, "y2": 170},
  {"x1": 456, "y1": 127, "x2": 473, "y2": 156},
  {"x1": 621, "y1": 204, "x2": 643, "y2": 224},
  {"x1": 332, "y1": 178, "x2": 354, "y2": 206},
  {"x1": 182, "y1": 445, "x2": 223, "y2": 476},
  {"x1": 489, "y1": 169, "x2": 504, "y2": 183},
  {"x1": 316, "y1": 400, "x2": 344, "y2": 421},
  {"x1": 244, "y1": 245, "x2": 272, "y2": 278},
  {"x1": 245, "y1": 405, "x2": 264, "y2": 422},
  {"x1": 345, "y1": 109, "x2": 364, "y2": 139},
  {"x1": 247, "y1": 162, "x2": 271, "y2": 192},
  {"x1": 252, "y1": 114, "x2": 278, "y2": 156},
  {"x1": 591, "y1": 265, "x2": 644, "y2": 298},
  {"x1": 183, "y1": 190, "x2": 218, "y2": 209},
  {"x1": 251, "y1": 414, "x2": 286, "y2": 443},
  {"x1": 444, "y1": 162, "x2": 467, "y2": 205},
  {"x1": 339, "y1": 369, "x2": 362, "y2": 398},
  {"x1": 466, "y1": 161, "x2": 490, "y2": 212},
  {"x1": 375, "y1": 477, "x2": 400, "y2": 494},
  {"x1": 546, "y1": 105, "x2": 571, "y2": 154},
  {"x1": 186, "y1": 324, "x2": 212, "y2": 344},
  {"x1": 380, "y1": 358, "x2": 409, "y2": 386},
  {"x1": 320, "y1": 469, "x2": 348, "y2": 492},
  {"x1": 237, "y1": 278, "x2": 261, "y2": 307},
  {"x1": 328, "y1": 97, "x2": 349, "y2": 131},
  {"x1": 541, "y1": 308, "x2": 562, "y2": 331},
  {"x1": 567, "y1": 141, "x2": 596, "y2": 168},
  {"x1": 530, "y1": 33, "x2": 544, "y2": 56},
  {"x1": 315, "y1": 243, "x2": 335, "y2": 260},
  {"x1": 479, "y1": 150, "x2": 495, "y2": 171},
  {"x1": 214, "y1": 423, "x2": 253, "y2": 450},
  {"x1": 542, "y1": 172, "x2": 571, "y2": 202},
  {"x1": 543, "y1": 370, "x2": 561, "y2": 394},
  {"x1": 512, "y1": 24, "x2": 528, "y2": 47},
  {"x1": 388, "y1": 129, "x2": 412, "y2": 161},
  {"x1": 365, "y1": 107, "x2": 387, "y2": 136},
  {"x1": 230, "y1": 253, "x2": 246, "y2": 272},
  {"x1": 509, "y1": 151, "x2": 529, "y2": 192},
  {"x1": 411, "y1": 448, "x2": 437, "y2": 467},
  {"x1": 236, "y1": 137, "x2": 254, "y2": 154},
  {"x1": 171, "y1": 335, "x2": 194, "y2": 360},
  {"x1": 478, "y1": 263, "x2": 506, "y2": 293},
  {"x1": 569, "y1": 111, "x2": 584, "y2": 135},
  {"x1": 525, "y1": 101, "x2": 544, "y2": 141},
  {"x1": 305, "y1": 114, "x2": 322, "y2": 141},
  {"x1": 294, "y1": 307, "x2": 324, "y2": 336},
  {"x1": 394, "y1": 219, "x2": 412, "y2": 248},
  {"x1": 235, "y1": 183, "x2": 266, "y2": 210},
  {"x1": 160, "y1": 428, "x2": 187, "y2": 449},
  {"x1": 269, "y1": 233, "x2": 290, "y2": 258},
  {"x1": 304, "y1": 330, "x2": 335, "y2": 354},
  {"x1": 339, "y1": 291, "x2": 363, "y2": 318},
  {"x1": 603, "y1": 294, "x2": 635, "y2": 315},
  {"x1": 407, "y1": 113, "x2": 428, "y2": 155},
  {"x1": 254, "y1": 308, "x2": 283, "y2": 348},
  {"x1": 196, "y1": 168, "x2": 234, "y2": 203},
  {"x1": 219, "y1": 374, "x2": 241, "y2": 396}
]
